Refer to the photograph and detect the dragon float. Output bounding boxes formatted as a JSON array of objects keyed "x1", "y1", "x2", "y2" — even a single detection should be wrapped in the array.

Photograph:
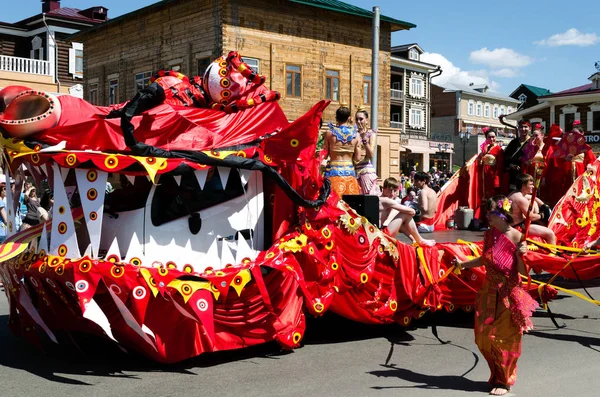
[{"x1": 0, "y1": 52, "x2": 597, "y2": 363}]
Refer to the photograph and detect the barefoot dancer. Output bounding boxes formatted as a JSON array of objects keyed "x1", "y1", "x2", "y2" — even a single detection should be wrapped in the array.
[{"x1": 454, "y1": 195, "x2": 538, "y2": 395}]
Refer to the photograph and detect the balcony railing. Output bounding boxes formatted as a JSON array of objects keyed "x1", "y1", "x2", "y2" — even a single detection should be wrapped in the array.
[
  {"x1": 390, "y1": 89, "x2": 404, "y2": 100},
  {"x1": 0, "y1": 55, "x2": 51, "y2": 76}
]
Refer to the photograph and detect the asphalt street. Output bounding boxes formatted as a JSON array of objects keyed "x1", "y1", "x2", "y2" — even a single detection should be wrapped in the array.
[{"x1": 1, "y1": 229, "x2": 599, "y2": 397}]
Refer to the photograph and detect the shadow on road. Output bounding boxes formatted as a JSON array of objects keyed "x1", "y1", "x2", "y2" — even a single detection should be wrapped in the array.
[
  {"x1": 0, "y1": 314, "x2": 288, "y2": 384},
  {"x1": 368, "y1": 364, "x2": 489, "y2": 392},
  {"x1": 529, "y1": 330, "x2": 600, "y2": 353}
]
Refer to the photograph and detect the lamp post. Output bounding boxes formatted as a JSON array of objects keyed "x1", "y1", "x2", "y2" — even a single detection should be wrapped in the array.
[{"x1": 458, "y1": 128, "x2": 471, "y2": 166}]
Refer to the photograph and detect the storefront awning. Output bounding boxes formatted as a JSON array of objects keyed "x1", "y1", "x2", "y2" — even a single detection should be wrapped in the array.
[{"x1": 400, "y1": 145, "x2": 437, "y2": 154}]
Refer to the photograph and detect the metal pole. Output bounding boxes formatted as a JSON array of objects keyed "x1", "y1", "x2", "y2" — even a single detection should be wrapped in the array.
[
  {"x1": 462, "y1": 140, "x2": 466, "y2": 166},
  {"x1": 370, "y1": 6, "x2": 380, "y2": 174}
]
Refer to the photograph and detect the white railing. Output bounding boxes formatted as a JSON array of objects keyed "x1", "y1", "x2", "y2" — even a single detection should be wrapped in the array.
[
  {"x1": 0, "y1": 55, "x2": 51, "y2": 76},
  {"x1": 391, "y1": 121, "x2": 403, "y2": 129},
  {"x1": 390, "y1": 89, "x2": 404, "y2": 100}
]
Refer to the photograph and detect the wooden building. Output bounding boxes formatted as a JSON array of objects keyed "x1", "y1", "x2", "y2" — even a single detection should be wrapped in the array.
[
  {"x1": 506, "y1": 69, "x2": 600, "y2": 150},
  {"x1": 0, "y1": 0, "x2": 107, "y2": 96},
  {"x1": 73, "y1": 0, "x2": 418, "y2": 180}
]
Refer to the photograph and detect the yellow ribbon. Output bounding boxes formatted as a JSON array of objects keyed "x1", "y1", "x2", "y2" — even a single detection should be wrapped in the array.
[{"x1": 522, "y1": 275, "x2": 600, "y2": 307}]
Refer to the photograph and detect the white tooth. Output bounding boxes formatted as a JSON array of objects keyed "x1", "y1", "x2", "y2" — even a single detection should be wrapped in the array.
[
  {"x1": 75, "y1": 169, "x2": 108, "y2": 259},
  {"x1": 239, "y1": 169, "x2": 252, "y2": 186},
  {"x1": 105, "y1": 237, "x2": 121, "y2": 261},
  {"x1": 236, "y1": 235, "x2": 257, "y2": 263},
  {"x1": 173, "y1": 175, "x2": 182, "y2": 186},
  {"x1": 205, "y1": 237, "x2": 221, "y2": 270},
  {"x1": 217, "y1": 166, "x2": 231, "y2": 189},
  {"x1": 175, "y1": 239, "x2": 193, "y2": 267},
  {"x1": 194, "y1": 169, "x2": 208, "y2": 189},
  {"x1": 124, "y1": 232, "x2": 145, "y2": 266},
  {"x1": 49, "y1": 163, "x2": 80, "y2": 258},
  {"x1": 141, "y1": 324, "x2": 156, "y2": 340},
  {"x1": 221, "y1": 239, "x2": 236, "y2": 267},
  {"x1": 83, "y1": 299, "x2": 116, "y2": 342},
  {"x1": 38, "y1": 222, "x2": 49, "y2": 253},
  {"x1": 59, "y1": 166, "x2": 70, "y2": 184},
  {"x1": 18, "y1": 287, "x2": 57, "y2": 343},
  {"x1": 83, "y1": 244, "x2": 93, "y2": 258},
  {"x1": 3, "y1": 169, "x2": 15, "y2": 237},
  {"x1": 125, "y1": 174, "x2": 136, "y2": 186},
  {"x1": 39, "y1": 141, "x2": 66, "y2": 152}
]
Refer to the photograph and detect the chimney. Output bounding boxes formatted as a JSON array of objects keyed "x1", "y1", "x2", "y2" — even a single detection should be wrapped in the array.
[{"x1": 42, "y1": 0, "x2": 61, "y2": 13}]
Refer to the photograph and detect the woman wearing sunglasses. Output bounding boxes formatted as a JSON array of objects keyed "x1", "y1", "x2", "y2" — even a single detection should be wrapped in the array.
[{"x1": 354, "y1": 108, "x2": 380, "y2": 195}]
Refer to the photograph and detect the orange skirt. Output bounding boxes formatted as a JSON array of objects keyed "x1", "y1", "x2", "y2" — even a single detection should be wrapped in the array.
[
  {"x1": 474, "y1": 281, "x2": 522, "y2": 388},
  {"x1": 329, "y1": 175, "x2": 360, "y2": 197}
]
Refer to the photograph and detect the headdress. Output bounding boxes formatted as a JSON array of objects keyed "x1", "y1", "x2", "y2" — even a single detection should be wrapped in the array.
[
  {"x1": 518, "y1": 120, "x2": 531, "y2": 127},
  {"x1": 534, "y1": 123, "x2": 544, "y2": 130},
  {"x1": 573, "y1": 120, "x2": 581, "y2": 126},
  {"x1": 489, "y1": 198, "x2": 512, "y2": 221}
]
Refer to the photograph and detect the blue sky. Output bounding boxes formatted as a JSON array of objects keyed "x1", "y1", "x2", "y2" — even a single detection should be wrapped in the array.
[{"x1": 5, "y1": 0, "x2": 600, "y2": 95}]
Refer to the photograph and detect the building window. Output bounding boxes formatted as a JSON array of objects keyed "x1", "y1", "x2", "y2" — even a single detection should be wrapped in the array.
[
  {"x1": 242, "y1": 57, "x2": 260, "y2": 74},
  {"x1": 592, "y1": 111, "x2": 600, "y2": 131},
  {"x1": 499, "y1": 106, "x2": 506, "y2": 116},
  {"x1": 484, "y1": 104, "x2": 490, "y2": 118},
  {"x1": 565, "y1": 113, "x2": 575, "y2": 130},
  {"x1": 409, "y1": 108, "x2": 424, "y2": 128},
  {"x1": 286, "y1": 64, "x2": 302, "y2": 98},
  {"x1": 476, "y1": 102, "x2": 482, "y2": 117},
  {"x1": 519, "y1": 93, "x2": 527, "y2": 104},
  {"x1": 31, "y1": 36, "x2": 44, "y2": 60},
  {"x1": 493, "y1": 105, "x2": 499, "y2": 119},
  {"x1": 363, "y1": 75, "x2": 371, "y2": 105},
  {"x1": 108, "y1": 79, "x2": 119, "y2": 105},
  {"x1": 409, "y1": 48, "x2": 419, "y2": 61},
  {"x1": 135, "y1": 71, "x2": 152, "y2": 92},
  {"x1": 409, "y1": 78, "x2": 423, "y2": 97},
  {"x1": 69, "y1": 42, "x2": 84, "y2": 77},
  {"x1": 89, "y1": 83, "x2": 98, "y2": 105},
  {"x1": 468, "y1": 100, "x2": 475, "y2": 116},
  {"x1": 507, "y1": 106, "x2": 513, "y2": 114},
  {"x1": 197, "y1": 57, "x2": 211, "y2": 75},
  {"x1": 325, "y1": 69, "x2": 340, "y2": 101}
]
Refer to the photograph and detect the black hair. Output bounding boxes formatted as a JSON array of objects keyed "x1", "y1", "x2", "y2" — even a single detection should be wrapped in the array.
[
  {"x1": 414, "y1": 171, "x2": 430, "y2": 183},
  {"x1": 40, "y1": 190, "x2": 54, "y2": 211},
  {"x1": 485, "y1": 129, "x2": 496, "y2": 138},
  {"x1": 335, "y1": 106, "x2": 351, "y2": 124}
]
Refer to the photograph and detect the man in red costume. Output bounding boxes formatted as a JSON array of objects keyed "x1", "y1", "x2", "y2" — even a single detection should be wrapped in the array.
[
  {"x1": 545, "y1": 120, "x2": 596, "y2": 208},
  {"x1": 475, "y1": 128, "x2": 504, "y2": 224}
]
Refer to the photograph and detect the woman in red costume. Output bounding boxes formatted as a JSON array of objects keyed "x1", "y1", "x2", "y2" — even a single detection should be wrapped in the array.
[
  {"x1": 454, "y1": 195, "x2": 538, "y2": 396},
  {"x1": 475, "y1": 129, "x2": 504, "y2": 221}
]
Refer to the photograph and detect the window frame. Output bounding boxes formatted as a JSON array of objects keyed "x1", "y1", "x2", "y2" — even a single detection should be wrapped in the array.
[
  {"x1": 285, "y1": 64, "x2": 303, "y2": 98},
  {"x1": 468, "y1": 100, "x2": 475, "y2": 116},
  {"x1": 476, "y1": 102, "x2": 482, "y2": 117},
  {"x1": 493, "y1": 105, "x2": 499, "y2": 119},
  {"x1": 197, "y1": 57, "x2": 211, "y2": 76},
  {"x1": 108, "y1": 78, "x2": 119, "y2": 105},
  {"x1": 409, "y1": 77, "x2": 424, "y2": 97},
  {"x1": 484, "y1": 103, "x2": 490, "y2": 118},
  {"x1": 89, "y1": 83, "x2": 98, "y2": 105},
  {"x1": 242, "y1": 57, "x2": 260, "y2": 74},
  {"x1": 324, "y1": 69, "x2": 340, "y2": 102},
  {"x1": 409, "y1": 48, "x2": 419, "y2": 61},
  {"x1": 593, "y1": 111, "x2": 600, "y2": 131},
  {"x1": 134, "y1": 71, "x2": 152, "y2": 92},
  {"x1": 363, "y1": 75, "x2": 372, "y2": 105},
  {"x1": 69, "y1": 42, "x2": 84, "y2": 78},
  {"x1": 409, "y1": 108, "x2": 424, "y2": 128}
]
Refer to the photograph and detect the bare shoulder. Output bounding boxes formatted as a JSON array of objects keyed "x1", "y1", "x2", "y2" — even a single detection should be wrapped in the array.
[{"x1": 507, "y1": 228, "x2": 522, "y2": 245}]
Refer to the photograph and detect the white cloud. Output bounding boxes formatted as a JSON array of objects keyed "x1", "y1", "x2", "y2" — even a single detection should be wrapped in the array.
[
  {"x1": 490, "y1": 68, "x2": 519, "y2": 78},
  {"x1": 469, "y1": 48, "x2": 534, "y2": 69},
  {"x1": 534, "y1": 28, "x2": 600, "y2": 47},
  {"x1": 421, "y1": 52, "x2": 501, "y2": 91}
]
